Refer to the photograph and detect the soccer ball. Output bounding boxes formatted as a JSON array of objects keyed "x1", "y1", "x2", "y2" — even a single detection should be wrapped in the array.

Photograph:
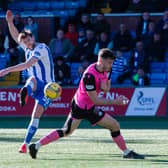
[{"x1": 44, "y1": 82, "x2": 62, "y2": 99}]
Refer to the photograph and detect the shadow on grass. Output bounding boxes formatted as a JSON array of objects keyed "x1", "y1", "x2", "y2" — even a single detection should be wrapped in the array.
[
  {"x1": 143, "y1": 154, "x2": 168, "y2": 165},
  {"x1": 0, "y1": 135, "x2": 166, "y2": 146},
  {"x1": 0, "y1": 137, "x2": 39, "y2": 143},
  {"x1": 38, "y1": 154, "x2": 125, "y2": 162},
  {"x1": 38, "y1": 155, "x2": 168, "y2": 165},
  {"x1": 145, "y1": 154, "x2": 168, "y2": 157},
  {"x1": 150, "y1": 159, "x2": 168, "y2": 165},
  {"x1": 60, "y1": 138, "x2": 167, "y2": 145}
]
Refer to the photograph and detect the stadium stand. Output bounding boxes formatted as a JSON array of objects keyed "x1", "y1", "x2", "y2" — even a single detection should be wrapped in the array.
[
  {"x1": 0, "y1": 1, "x2": 168, "y2": 86},
  {"x1": 7, "y1": 1, "x2": 88, "y2": 15}
]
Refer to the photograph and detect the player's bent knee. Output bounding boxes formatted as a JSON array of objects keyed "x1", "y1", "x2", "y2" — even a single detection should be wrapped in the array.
[
  {"x1": 62, "y1": 127, "x2": 73, "y2": 137},
  {"x1": 110, "y1": 130, "x2": 121, "y2": 137},
  {"x1": 57, "y1": 130, "x2": 64, "y2": 138},
  {"x1": 112, "y1": 120, "x2": 120, "y2": 131},
  {"x1": 110, "y1": 120, "x2": 121, "y2": 137},
  {"x1": 64, "y1": 130, "x2": 73, "y2": 137}
]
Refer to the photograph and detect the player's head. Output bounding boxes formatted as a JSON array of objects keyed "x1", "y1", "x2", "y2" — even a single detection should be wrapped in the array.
[
  {"x1": 18, "y1": 30, "x2": 35, "y2": 50},
  {"x1": 98, "y1": 48, "x2": 115, "y2": 72}
]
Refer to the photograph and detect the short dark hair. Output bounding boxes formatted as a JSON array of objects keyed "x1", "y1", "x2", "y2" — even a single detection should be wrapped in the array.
[
  {"x1": 98, "y1": 48, "x2": 115, "y2": 60},
  {"x1": 18, "y1": 30, "x2": 33, "y2": 42}
]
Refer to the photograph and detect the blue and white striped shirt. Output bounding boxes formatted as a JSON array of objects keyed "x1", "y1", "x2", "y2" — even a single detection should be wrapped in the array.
[
  {"x1": 24, "y1": 43, "x2": 55, "y2": 83},
  {"x1": 112, "y1": 57, "x2": 126, "y2": 74}
]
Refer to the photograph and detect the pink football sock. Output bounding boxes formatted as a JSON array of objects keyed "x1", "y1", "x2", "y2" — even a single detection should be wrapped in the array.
[
  {"x1": 40, "y1": 130, "x2": 60, "y2": 146},
  {"x1": 112, "y1": 134, "x2": 127, "y2": 151}
]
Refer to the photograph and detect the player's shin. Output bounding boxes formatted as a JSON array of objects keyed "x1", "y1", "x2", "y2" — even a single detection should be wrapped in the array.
[
  {"x1": 24, "y1": 118, "x2": 39, "y2": 145},
  {"x1": 35, "y1": 129, "x2": 64, "y2": 150},
  {"x1": 111, "y1": 130, "x2": 130, "y2": 155}
]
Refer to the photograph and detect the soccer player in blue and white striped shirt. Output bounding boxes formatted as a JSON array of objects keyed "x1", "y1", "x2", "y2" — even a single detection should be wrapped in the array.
[{"x1": 0, "y1": 10, "x2": 55, "y2": 153}]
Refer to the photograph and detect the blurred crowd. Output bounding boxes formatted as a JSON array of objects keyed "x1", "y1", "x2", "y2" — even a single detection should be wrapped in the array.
[
  {"x1": 1, "y1": 8, "x2": 168, "y2": 86},
  {"x1": 88, "y1": 0, "x2": 168, "y2": 13}
]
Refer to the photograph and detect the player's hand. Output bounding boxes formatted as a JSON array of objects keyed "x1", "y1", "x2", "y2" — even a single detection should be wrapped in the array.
[
  {"x1": 114, "y1": 95, "x2": 129, "y2": 106},
  {"x1": 0, "y1": 69, "x2": 9, "y2": 77},
  {"x1": 6, "y1": 10, "x2": 14, "y2": 23},
  {"x1": 100, "y1": 80, "x2": 109, "y2": 93}
]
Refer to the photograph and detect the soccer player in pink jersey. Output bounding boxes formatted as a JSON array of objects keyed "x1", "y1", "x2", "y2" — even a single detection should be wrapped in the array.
[{"x1": 29, "y1": 48, "x2": 144, "y2": 159}]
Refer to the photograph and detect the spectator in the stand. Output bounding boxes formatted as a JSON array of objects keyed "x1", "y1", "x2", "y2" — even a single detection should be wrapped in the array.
[
  {"x1": 0, "y1": 30, "x2": 9, "y2": 70},
  {"x1": 74, "y1": 29, "x2": 97, "y2": 62},
  {"x1": 78, "y1": 28, "x2": 86, "y2": 43},
  {"x1": 131, "y1": 41, "x2": 149, "y2": 85},
  {"x1": 5, "y1": 13, "x2": 24, "y2": 65},
  {"x1": 0, "y1": 47, "x2": 9, "y2": 70},
  {"x1": 113, "y1": 23, "x2": 133, "y2": 53},
  {"x1": 24, "y1": 16, "x2": 38, "y2": 40},
  {"x1": 73, "y1": 59, "x2": 90, "y2": 85},
  {"x1": 127, "y1": 0, "x2": 144, "y2": 13},
  {"x1": 13, "y1": 13, "x2": 24, "y2": 32},
  {"x1": 65, "y1": 23, "x2": 78, "y2": 46},
  {"x1": 54, "y1": 56, "x2": 71, "y2": 86},
  {"x1": 77, "y1": 13, "x2": 93, "y2": 32},
  {"x1": 49, "y1": 29, "x2": 74, "y2": 60},
  {"x1": 156, "y1": 9, "x2": 168, "y2": 32},
  {"x1": 131, "y1": 41, "x2": 148, "y2": 73},
  {"x1": 111, "y1": 50, "x2": 128, "y2": 84},
  {"x1": 73, "y1": 65, "x2": 84, "y2": 85},
  {"x1": 0, "y1": 29, "x2": 5, "y2": 52},
  {"x1": 93, "y1": 13, "x2": 111, "y2": 36},
  {"x1": 136, "y1": 12, "x2": 152, "y2": 40},
  {"x1": 82, "y1": 59, "x2": 90, "y2": 69},
  {"x1": 161, "y1": 19, "x2": 168, "y2": 61},
  {"x1": 146, "y1": 33, "x2": 164, "y2": 62},
  {"x1": 142, "y1": 21, "x2": 155, "y2": 47},
  {"x1": 94, "y1": 32, "x2": 113, "y2": 55},
  {"x1": 117, "y1": 41, "x2": 149, "y2": 85}
]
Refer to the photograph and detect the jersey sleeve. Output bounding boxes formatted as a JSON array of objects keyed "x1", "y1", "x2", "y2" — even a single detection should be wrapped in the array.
[
  {"x1": 32, "y1": 44, "x2": 44, "y2": 59},
  {"x1": 83, "y1": 73, "x2": 96, "y2": 91}
]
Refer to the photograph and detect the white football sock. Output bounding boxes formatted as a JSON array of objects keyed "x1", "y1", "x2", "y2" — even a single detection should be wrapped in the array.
[
  {"x1": 35, "y1": 141, "x2": 41, "y2": 150},
  {"x1": 123, "y1": 149, "x2": 130, "y2": 156}
]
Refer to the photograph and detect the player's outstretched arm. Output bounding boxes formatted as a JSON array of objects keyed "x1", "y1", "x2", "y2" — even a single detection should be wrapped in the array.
[
  {"x1": 0, "y1": 57, "x2": 38, "y2": 77},
  {"x1": 6, "y1": 10, "x2": 20, "y2": 44},
  {"x1": 87, "y1": 90, "x2": 129, "y2": 106}
]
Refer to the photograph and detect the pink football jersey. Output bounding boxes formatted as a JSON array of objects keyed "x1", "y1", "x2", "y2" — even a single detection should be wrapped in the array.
[{"x1": 74, "y1": 63, "x2": 110, "y2": 110}]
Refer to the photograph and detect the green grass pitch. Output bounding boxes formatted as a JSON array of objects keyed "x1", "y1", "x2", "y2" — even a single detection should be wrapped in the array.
[{"x1": 0, "y1": 128, "x2": 168, "y2": 168}]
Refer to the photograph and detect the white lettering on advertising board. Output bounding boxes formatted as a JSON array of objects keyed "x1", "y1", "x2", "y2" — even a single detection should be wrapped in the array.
[
  {"x1": 0, "y1": 106, "x2": 16, "y2": 111},
  {"x1": 0, "y1": 91, "x2": 19, "y2": 102}
]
